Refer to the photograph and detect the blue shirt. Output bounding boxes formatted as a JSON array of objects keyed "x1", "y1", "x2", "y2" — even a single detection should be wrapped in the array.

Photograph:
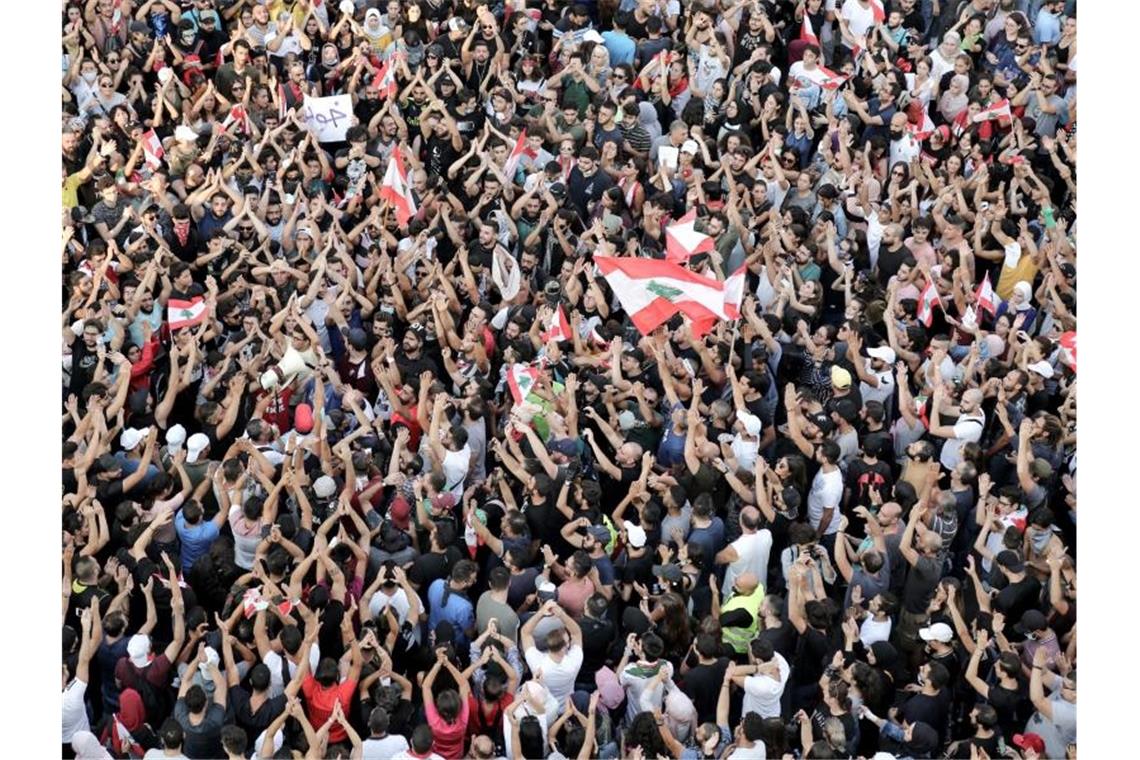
[
  {"x1": 427, "y1": 579, "x2": 475, "y2": 648},
  {"x1": 602, "y1": 30, "x2": 636, "y2": 66},
  {"x1": 1035, "y1": 9, "x2": 1062, "y2": 45},
  {"x1": 175, "y1": 512, "x2": 220, "y2": 573}
]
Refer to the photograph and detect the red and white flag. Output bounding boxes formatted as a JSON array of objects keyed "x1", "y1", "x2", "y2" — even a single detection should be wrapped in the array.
[
  {"x1": 277, "y1": 82, "x2": 287, "y2": 120},
  {"x1": 800, "y1": 64, "x2": 847, "y2": 90},
  {"x1": 222, "y1": 104, "x2": 251, "y2": 135},
  {"x1": 541, "y1": 303, "x2": 571, "y2": 343},
  {"x1": 167, "y1": 296, "x2": 207, "y2": 331},
  {"x1": 910, "y1": 110, "x2": 936, "y2": 140},
  {"x1": 974, "y1": 272, "x2": 997, "y2": 316},
  {"x1": 665, "y1": 209, "x2": 715, "y2": 263},
  {"x1": 374, "y1": 59, "x2": 399, "y2": 99},
  {"x1": 723, "y1": 265, "x2": 747, "y2": 320},
  {"x1": 1058, "y1": 331, "x2": 1077, "y2": 373},
  {"x1": 916, "y1": 280, "x2": 942, "y2": 327},
  {"x1": 869, "y1": 0, "x2": 886, "y2": 23},
  {"x1": 379, "y1": 150, "x2": 417, "y2": 226},
  {"x1": 141, "y1": 129, "x2": 164, "y2": 169},
  {"x1": 595, "y1": 255, "x2": 732, "y2": 336},
  {"x1": 973, "y1": 98, "x2": 1012, "y2": 125},
  {"x1": 506, "y1": 363, "x2": 541, "y2": 404},
  {"x1": 799, "y1": 14, "x2": 820, "y2": 46},
  {"x1": 503, "y1": 129, "x2": 534, "y2": 180}
]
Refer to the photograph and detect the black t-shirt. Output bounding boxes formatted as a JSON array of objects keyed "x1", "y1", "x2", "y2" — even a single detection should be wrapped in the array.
[
  {"x1": 425, "y1": 133, "x2": 459, "y2": 180},
  {"x1": 992, "y1": 577, "x2": 1042, "y2": 622},
  {"x1": 897, "y1": 690, "x2": 951, "y2": 743},
  {"x1": 409, "y1": 548, "x2": 461, "y2": 593},
  {"x1": 578, "y1": 615, "x2": 616, "y2": 686},
  {"x1": 792, "y1": 627, "x2": 833, "y2": 686},
  {"x1": 876, "y1": 245, "x2": 909, "y2": 286},
  {"x1": 230, "y1": 686, "x2": 286, "y2": 748},
  {"x1": 902, "y1": 555, "x2": 942, "y2": 614},
  {"x1": 69, "y1": 334, "x2": 102, "y2": 395},
  {"x1": 682, "y1": 658, "x2": 730, "y2": 724}
]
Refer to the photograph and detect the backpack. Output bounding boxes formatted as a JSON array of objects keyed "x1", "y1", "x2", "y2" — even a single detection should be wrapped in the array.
[{"x1": 130, "y1": 670, "x2": 171, "y2": 725}]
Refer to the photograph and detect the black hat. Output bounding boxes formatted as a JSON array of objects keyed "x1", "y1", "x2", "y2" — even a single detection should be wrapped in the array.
[
  {"x1": 347, "y1": 327, "x2": 369, "y2": 350},
  {"x1": 652, "y1": 564, "x2": 683, "y2": 583},
  {"x1": 1015, "y1": 609, "x2": 1048, "y2": 635}
]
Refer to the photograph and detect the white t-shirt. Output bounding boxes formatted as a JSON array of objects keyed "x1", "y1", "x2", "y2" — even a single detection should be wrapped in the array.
[
  {"x1": 938, "y1": 413, "x2": 985, "y2": 470},
  {"x1": 742, "y1": 653, "x2": 790, "y2": 719},
  {"x1": 62, "y1": 679, "x2": 90, "y2": 743},
  {"x1": 722, "y1": 530, "x2": 773, "y2": 595},
  {"x1": 860, "y1": 616, "x2": 893, "y2": 647},
  {"x1": 841, "y1": 0, "x2": 878, "y2": 42},
  {"x1": 808, "y1": 468, "x2": 845, "y2": 535},
  {"x1": 442, "y1": 444, "x2": 472, "y2": 495},
  {"x1": 890, "y1": 130, "x2": 922, "y2": 168},
  {"x1": 368, "y1": 587, "x2": 420, "y2": 624},
  {"x1": 363, "y1": 734, "x2": 410, "y2": 759},
  {"x1": 524, "y1": 645, "x2": 583, "y2": 704},
  {"x1": 860, "y1": 364, "x2": 896, "y2": 409},
  {"x1": 263, "y1": 644, "x2": 321, "y2": 698}
]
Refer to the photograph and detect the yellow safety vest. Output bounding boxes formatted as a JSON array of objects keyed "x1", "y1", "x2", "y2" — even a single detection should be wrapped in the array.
[{"x1": 721, "y1": 586, "x2": 765, "y2": 654}]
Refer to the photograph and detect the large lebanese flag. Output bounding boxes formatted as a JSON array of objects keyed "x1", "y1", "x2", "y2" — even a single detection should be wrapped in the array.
[
  {"x1": 665, "y1": 209, "x2": 715, "y2": 263},
  {"x1": 595, "y1": 255, "x2": 731, "y2": 336},
  {"x1": 379, "y1": 150, "x2": 417, "y2": 226},
  {"x1": 506, "y1": 363, "x2": 540, "y2": 404},
  {"x1": 973, "y1": 99, "x2": 1012, "y2": 125},
  {"x1": 168, "y1": 296, "x2": 207, "y2": 330},
  {"x1": 374, "y1": 58, "x2": 399, "y2": 99},
  {"x1": 723, "y1": 265, "x2": 747, "y2": 320},
  {"x1": 799, "y1": 64, "x2": 847, "y2": 90},
  {"x1": 869, "y1": 0, "x2": 886, "y2": 23},
  {"x1": 1058, "y1": 331, "x2": 1077, "y2": 373}
]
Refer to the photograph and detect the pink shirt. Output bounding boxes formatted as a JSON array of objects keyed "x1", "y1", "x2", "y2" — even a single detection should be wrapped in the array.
[{"x1": 425, "y1": 695, "x2": 470, "y2": 760}]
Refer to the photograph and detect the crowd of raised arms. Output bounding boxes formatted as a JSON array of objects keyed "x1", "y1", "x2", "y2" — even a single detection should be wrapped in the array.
[{"x1": 61, "y1": 0, "x2": 1077, "y2": 759}]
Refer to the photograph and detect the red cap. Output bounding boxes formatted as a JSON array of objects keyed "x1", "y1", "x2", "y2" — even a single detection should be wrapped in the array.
[
  {"x1": 934, "y1": 125, "x2": 951, "y2": 141},
  {"x1": 432, "y1": 493, "x2": 457, "y2": 512},
  {"x1": 1012, "y1": 734, "x2": 1045, "y2": 754},
  {"x1": 389, "y1": 496, "x2": 411, "y2": 530},
  {"x1": 293, "y1": 403, "x2": 313, "y2": 434}
]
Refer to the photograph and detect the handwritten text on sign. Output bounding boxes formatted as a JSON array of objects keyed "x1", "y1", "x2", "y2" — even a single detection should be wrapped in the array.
[{"x1": 302, "y1": 95, "x2": 353, "y2": 142}]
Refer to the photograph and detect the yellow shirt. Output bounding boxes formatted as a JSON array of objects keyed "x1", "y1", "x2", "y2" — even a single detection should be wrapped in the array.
[
  {"x1": 996, "y1": 255, "x2": 1039, "y2": 301},
  {"x1": 62, "y1": 173, "x2": 85, "y2": 210}
]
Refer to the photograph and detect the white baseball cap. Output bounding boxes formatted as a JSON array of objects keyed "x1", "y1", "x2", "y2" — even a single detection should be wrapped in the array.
[
  {"x1": 1028, "y1": 360, "x2": 1054, "y2": 379},
  {"x1": 166, "y1": 424, "x2": 187, "y2": 450},
  {"x1": 186, "y1": 433, "x2": 210, "y2": 463},
  {"x1": 622, "y1": 520, "x2": 647, "y2": 549},
  {"x1": 120, "y1": 428, "x2": 144, "y2": 452},
  {"x1": 867, "y1": 345, "x2": 897, "y2": 364},
  {"x1": 919, "y1": 622, "x2": 954, "y2": 643},
  {"x1": 737, "y1": 411, "x2": 763, "y2": 437}
]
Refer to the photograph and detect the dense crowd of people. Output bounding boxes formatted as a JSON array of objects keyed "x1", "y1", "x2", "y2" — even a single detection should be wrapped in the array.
[{"x1": 61, "y1": 0, "x2": 1078, "y2": 758}]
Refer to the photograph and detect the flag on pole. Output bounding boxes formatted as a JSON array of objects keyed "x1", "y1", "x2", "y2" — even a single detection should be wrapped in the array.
[
  {"x1": 723, "y1": 265, "x2": 747, "y2": 320},
  {"x1": 541, "y1": 304, "x2": 571, "y2": 343},
  {"x1": 141, "y1": 129, "x2": 164, "y2": 169},
  {"x1": 972, "y1": 98, "x2": 1012, "y2": 125},
  {"x1": 799, "y1": 14, "x2": 820, "y2": 46},
  {"x1": 374, "y1": 59, "x2": 399, "y2": 99},
  {"x1": 379, "y1": 150, "x2": 417, "y2": 226},
  {"x1": 869, "y1": 0, "x2": 886, "y2": 23},
  {"x1": 916, "y1": 280, "x2": 941, "y2": 327},
  {"x1": 503, "y1": 129, "x2": 534, "y2": 181},
  {"x1": 506, "y1": 363, "x2": 541, "y2": 404},
  {"x1": 595, "y1": 255, "x2": 732, "y2": 336},
  {"x1": 665, "y1": 209, "x2": 715, "y2": 263},
  {"x1": 974, "y1": 272, "x2": 997, "y2": 316},
  {"x1": 277, "y1": 82, "x2": 287, "y2": 121},
  {"x1": 167, "y1": 296, "x2": 208, "y2": 331}
]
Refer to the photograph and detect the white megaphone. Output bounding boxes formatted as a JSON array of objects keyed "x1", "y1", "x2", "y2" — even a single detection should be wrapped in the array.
[{"x1": 260, "y1": 345, "x2": 311, "y2": 390}]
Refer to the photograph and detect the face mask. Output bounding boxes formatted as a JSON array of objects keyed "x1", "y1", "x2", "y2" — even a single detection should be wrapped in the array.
[
  {"x1": 1030, "y1": 529, "x2": 1052, "y2": 554},
  {"x1": 889, "y1": 129, "x2": 904, "y2": 140},
  {"x1": 82, "y1": 71, "x2": 98, "y2": 84}
]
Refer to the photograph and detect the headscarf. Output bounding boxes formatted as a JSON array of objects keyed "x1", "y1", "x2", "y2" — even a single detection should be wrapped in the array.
[
  {"x1": 102, "y1": 687, "x2": 146, "y2": 756},
  {"x1": 71, "y1": 731, "x2": 112, "y2": 760},
  {"x1": 1013, "y1": 281, "x2": 1033, "y2": 311}
]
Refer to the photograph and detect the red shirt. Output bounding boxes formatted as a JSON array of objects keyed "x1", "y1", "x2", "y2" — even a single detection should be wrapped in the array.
[
  {"x1": 425, "y1": 695, "x2": 470, "y2": 760},
  {"x1": 301, "y1": 676, "x2": 357, "y2": 743}
]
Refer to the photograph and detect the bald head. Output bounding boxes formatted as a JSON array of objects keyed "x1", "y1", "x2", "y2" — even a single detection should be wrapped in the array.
[
  {"x1": 735, "y1": 572, "x2": 759, "y2": 595},
  {"x1": 740, "y1": 506, "x2": 761, "y2": 532},
  {"x1": 879, "y1": 502, "x2": 903, "y2": 526}
]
